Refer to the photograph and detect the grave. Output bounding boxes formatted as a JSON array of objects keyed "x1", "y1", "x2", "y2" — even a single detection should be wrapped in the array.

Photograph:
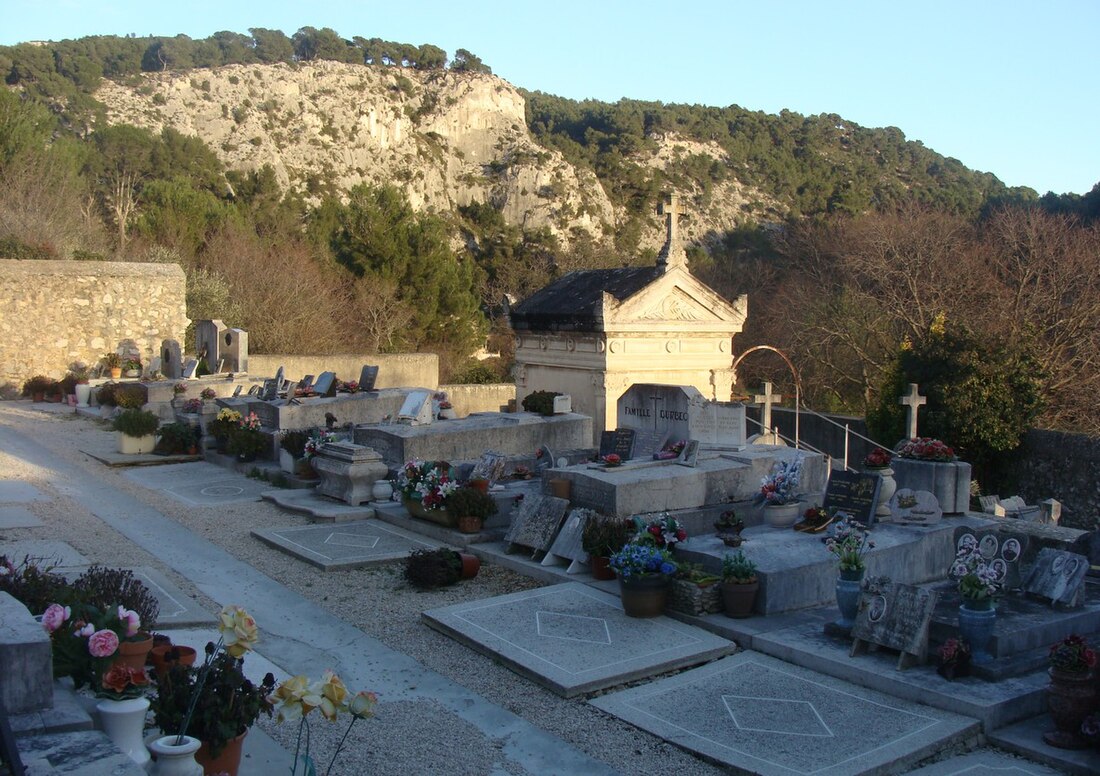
[
  {"x1": 311, "y1": 441, "x2": 388, "y2": 507},
  {"x1": 504, "y1": 494, "x2": 570, "y2": 555},
  {"x1": 598, "y1": 429, "x2": 636, "y2": 460},
  {"x1": 252, "y1": 520, "x2": 438, "y2": 571},
  {"x1": 822, "y1": 470, "x2": 881, "y2": 527},
  {"x1": 222, "y1": 327, "x2": 248, "y2": 373},
  {"x1": 1022, "y1": 548, "x2": 1089, "y2": 607},
  {"x1": 359, "y1": 364, "x2": 379, "y2": 391},
  {"x1": 160, "y1": 339, "x2": 182, "y2": 379},
  {"x1": 194, "y1": 319, "x2": 227, "y2": 371},
  {"x1": 228, "y1": 388, "x2": 409, "y2": 433},
  {"x1": 591, "y1": 651, "x2": 978, "y2": 775},
  {"x1": 892, "y1": 489, "x2": 943, "y2": 526},
  {"x1": 0, "y1": 540, "x2": 88, "y2": 570},
  {"x1": 954, "y1": 526, "x2": 1031, "y2": 592},
  {"x1": 469, "y1": 452, "x2": 508, "y2": 487},
  {"x1": 313, "y1": 371, "x2": 337, "y2": 398},
  {"x1": 850, "y1": 580, "x2": 940, "y2": 669},
  {"x1": 123, "y1": 462, "x2": 270, "y2": 507},
  {"x1": 422, "y1": 582, "x2": 734, "y2": 697},
  {"x1": 542, "y1": 508, "x2": 593, "y2": 573}
]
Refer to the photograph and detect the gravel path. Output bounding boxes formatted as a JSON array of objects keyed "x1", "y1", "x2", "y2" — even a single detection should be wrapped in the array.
[{"x1": 0, "y1": 403, "x2": 731, "y2": 776}]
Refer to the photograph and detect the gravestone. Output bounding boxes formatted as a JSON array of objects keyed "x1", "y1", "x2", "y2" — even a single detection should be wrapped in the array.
[
  {"x1": 687, "y1": 396, "x2": 746, "y2": 447},
  {"x1": 194, "y1": 319, "x2": 227, "y2": 371},
  {"x1": 181, "y1": 359, "x2": 198, "y2": 379},
  {"x1": 223, "y1": 328, "x2": 248, "y2": 373},
  {"x1": 678, "y1": 439, "x2": 700, "y2": 467},
  {"x1": 953, "y1": 527, "x2": 1030, "y2": 592},
  {"x1": 300, "y1": 374, "x2": 315, "y2": 390},
  {"x1": 273, "y1": 366, "x2": 286, "y2": 394},
  {"x1": 598, "y1": 429, "x2": 636, "y2": 460},
  {"x1": 1068, "y1": 530, "x2": 1100, "y2": 577},
  {"x1": 247, "y1": 384, "x2": 260, "y2": 396},
  {"x1": 313, "y1": 371, "x2": 337, "y2": 398},
  {"x1": 535, "y1": 445, "x2": 555, "y2": 474},
  {"x1": 542, "y1": 507, "x2": 592, "y2": 572},
  {"x1": 890, "y1": 489, "x2": 942, "y2": 526},
  {"x1": 160, "y1": 339, "x2": 182, "y2": 379},
  {"x1": 469, "y1": 451, "x2": 508, "y2": 487},
  {"x1": 552, "y1": 394, "x2": 572, "y2": 414},
  {"x1": 823, "y1": 470, "x2": 881, "y2": 527},
  {"x1": 231, "y1": 385, "x2": 243, "y2": 398},
  {"x1": 1022, "y1": 548, "x2": 1089, "y2": 607},
  {"x1": 850, "y1": 580, "x2": 940, "y2": 669},
  {"x1": 359, "y1": 365, "x2": 379, "y2": 391},
  {"x1": 632, "y1": 429, "x2": 668, "y2": 460},
  {"x1": 617, "y1": 384, "x2": 703, "y2": 444},
  {"x1": 260, "y1": 379, "x2": 278, "y2": 402},
  {"x1": 397, "y1": 390, "x2": 433, "y2": 425},
  {"x1": 504, "y1": 493, "x2": 570, "y2": 555},
  {"x1": 1040, "y1": 498, "x2": 1062, "y2": 525}
]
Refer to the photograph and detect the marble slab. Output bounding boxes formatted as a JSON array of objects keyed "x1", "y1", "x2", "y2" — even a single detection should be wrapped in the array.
[
  {"x1": 0, "y1": 481, "x2": 48, "y2": 503},
  {"x1": 0, "y1": 506, "x2": 44, "y2": 528},
  {"x1": 0, "y1": 540, "x2": 88, "y2": 569},
  {"x1": 252, "y1": 520, "x2": 438, "y2": 571},
  {"x1": 591, "y1": 651, "x2": 978, "y2": 775},
  {"x1": 422, "y1": 582, "x2": 734, "y2": 697},
  {"x1": 124, "y1": 462, "x2": 270, "y2": 506}
]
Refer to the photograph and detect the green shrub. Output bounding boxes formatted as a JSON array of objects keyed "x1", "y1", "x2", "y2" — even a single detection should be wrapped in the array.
[
  {"x1": 403, "y1": 548, "x2": 461, "y2": 589},
  {"x1": 722, "y1": 552, "x2": 758, "y2": 584},
  {"x1": 114, "y1": 385, "x2": 146, "y2": 409},
  {"x1": 155, "y1": 421, "x2": 200, "y2": 454},
  {"x1": 112, "y1": 408, "x2": 159, "y2": 438},
  {"x1": 279, "y1": 430, "x2": 309, "y2": 457},
  {"x1": 71, "y1": 565, "x2": 159, "y2": 631},
  {"x1": 96, "y1": 383, "x2": 118, "y2": 406},
  {"x1": 521, "y1": 390, "x2": 561, "y2": 416},
  {"x1": 446, "y1": 487, "x2": 498, "y2": 520},
  {"x1": 0, "y1": 554, "x2": 68, "y2": 614}
]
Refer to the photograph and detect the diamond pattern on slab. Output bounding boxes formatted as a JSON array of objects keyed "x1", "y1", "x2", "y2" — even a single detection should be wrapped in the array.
[
  {"x1": 535, "y1": 610, "x2": 611, "y2": 645},
  {"x1": 722, "y1": 695, "x2": 833, "y2": 737},
  {"x1": 325, "y1": 532, "x2": 380, "y2": 549}
]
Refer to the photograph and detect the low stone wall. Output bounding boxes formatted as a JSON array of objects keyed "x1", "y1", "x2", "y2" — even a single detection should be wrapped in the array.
[
  {"x1": 441, "y1": 383, "x2": 515, "y2": 416},
  {"x1": 1001, "y1": 429, "x2": 1100, "y2": 530},
  {"x1": 0, "y1": 260, "x2": 188, "y2": 388},
  {"x1": 247, "y1": 354, "x2": 438, "y2": 390}
]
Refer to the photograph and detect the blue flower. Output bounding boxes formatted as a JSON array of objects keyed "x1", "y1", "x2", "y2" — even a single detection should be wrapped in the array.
[{"x1": 659, "y1": 562, "x2": 675, "y2": 575}]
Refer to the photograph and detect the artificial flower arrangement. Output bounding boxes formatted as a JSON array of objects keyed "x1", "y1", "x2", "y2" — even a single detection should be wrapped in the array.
[
  {"x1": 181, "y1": 398, "x2": 203, "y2": 414},
  {"x1": 42, "y1": 601, "x2": 145, "y2": 691},
  {"x1": 823, "y1": 516, "x2": 874, "y2": 574},
  {"x1": 199, "y1": 387, "x2": 217, "y2": 401},
  {"x1": 438, "y1": 400, "x2": 452, "y2": 410},
  {"x1": 336, "y1": 379, "x2": 360, "y2": 394},
  {"x1": 601, "y1": 453, "x2": 622, "y2": 467},
  {"x1": 98, "y1": 662, "x2": 149, "y2": 700},
  {"x1": 151, "y1": 605, "x2": 274, "y2": 758},
  {"x1": 863, "y1": 447, "x2": 892, "y2": 468},
  {"x1": 631, "y1": 513, "x2": 687, "y2": 549},
  {"x1": 303, "y1": 429, "x2": 336, "y2": 461},
  {"x1": 512, "y1": 465, "x2": 533, "y2": 480},
  {"x1": 268, "y1": 670, "x2": 378, "y2": 776},
  {"x1": 396, "y1": 459, "x2": 458, "y2": 511},
  {"x1": 896, "y1": 437, "x2": 956, "y2": 462},
  {"x1": 173, "y1": 383, "x2": 188, "y2": 395},
  {"x1": 950, "y1": 546, "x2": 1001, "y2": 603},
  {"x1": 228, "y1": 411, "x2": 267, "y2": 459},
  {"x1": 759, "y1": 458, "x2": 801, "y2": 505},
  {"x1": 936, "y1": 637, "x2": 972, "y2": 680},
  {"x1": 208, "y1": 408, "x2": 242, "y2": 440},
  {"x1": 1049, "y1": 634, "x2": 1097, "y2": 674},
  {"x1": 795, "y1": 505, "x2": 835, "y2": 533},
  {"x1": 654, "y1": 440, "x2": 686, "y2": 460},
  {"x1": 609, "y1": 541, "x2": 677, "y2": 580}
]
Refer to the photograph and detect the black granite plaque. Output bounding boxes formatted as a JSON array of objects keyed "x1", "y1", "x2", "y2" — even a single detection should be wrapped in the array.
[
  {"x1": 598, "y1": 429, "x2": 636, "y2": 460},
  {"x1": 824, "y1": 471, "x2": 881, "y2": 527},
  {"x1": 359, "y1": 365, "x2": 379, "y2": 391},
  {"x1": 851, "y1": 580, "x2": 939, "y2": 669}
]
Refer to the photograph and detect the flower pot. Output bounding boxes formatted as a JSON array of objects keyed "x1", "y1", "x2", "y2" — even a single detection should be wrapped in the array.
[
  {"x1": 279, "y1": 449, "x2": 298, "y2": 474},
  {"x1": 937, "y1": 657, "x2": 972, "y2": 681},
  {"x1": 468, "y1": 478, "x2": 489, "y2": 494},
  {"x1": 196, "y1": 730, "x2": 247, "y2": 776},
  {"x1": 296, "y1": 459, "x2": 318, "y2": 479},
  {"x1": 763, "y1": 502, "x2": 800, "y2": 528},
  {"x1": 891, "y1": 458, "x2": 971, "y2": 514},
  {"x1": 110, "y1": 367, "x2": 122, "y2": 380},
  {"x1": 118, "y1": 433, "x2": 156, "y2": 455},
  {"x1": 618, "y1": 574, "x2": 670, "y2": 617},
  {"x1": 96, "y1": 696, "x2": 151, "y2": 766},
  {"x1": 865, "y1": 466, "x2": 897, "y2": 518},
  {"x1": 834, "y1": 571, "x2": 864, "y2": 630},
  {"x1": 371, "y1": 479, "x2": 394, "y2": 502},
  {"x1": 149, "y1": 644, "x2": 197, "y2": 679},
  {"x1": 721, "y1": 580, "x2": 759, "y2": 618},
  {"x1": 31, "y1": 391, "x2": 45, "y2": 402},
  {"x1": 549, "y1": 478, "x2": 571, "y2": 500},
  {"x1": 114, "y1": 634, "x2": 154, "y2": 671},
  {"x1": 456, "y1": 515, "x2": 484, "y2": 534},
  {"x1": 957, "y1": 603, "x2": 996, "y2": 664},
  {"x1": 75, "y1": 384, "x2": 92, "y2": 406},
  {"x1": 458, "y1": 552, "x2": 480, "y2": 579},
  {"x1": 403, "y1": 497, "x2": 454, "y2": 527},
  {"x1": 148, "y1": 735, "x2": 203, "y2": 776},
  {"x1": 590, "y1": 555, "x2": 616, "y2": 581},
  {"x1": 1043, "y1": 668, "x2": 1098, "y2": 749}
]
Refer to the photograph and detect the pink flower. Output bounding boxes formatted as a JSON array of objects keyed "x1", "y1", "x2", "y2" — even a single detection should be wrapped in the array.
[
  {"x1": 117, "y1": 606, "x2": 141, "y2": 637},
  {"x1": 87, "y1": 629, "x2": 119, "y2": 658},
  {"x1": 41, "y1": 603, "x2": 70, "y2": 633}
]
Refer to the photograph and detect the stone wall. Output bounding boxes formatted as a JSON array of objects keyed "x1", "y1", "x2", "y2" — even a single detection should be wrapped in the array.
[
  {"x1": 0, "y1": 260, "x2": 188, "y2": 388},
  {"x1": 441, "y1": 383, "x2": 515, "y2": 416},
  {"x1": 248, "y1": 354, "x2": 439, "y2": 391}
]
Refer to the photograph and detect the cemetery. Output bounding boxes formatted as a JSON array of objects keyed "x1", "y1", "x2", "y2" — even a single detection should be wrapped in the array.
[{"x1": 2, "y1": 208, "x2": 1098, "y2": 775}]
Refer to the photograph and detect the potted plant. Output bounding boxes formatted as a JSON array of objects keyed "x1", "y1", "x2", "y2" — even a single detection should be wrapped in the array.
[
  {"x1": 936, "y1": 637, "x2": 971, "y2": 680},
  {"x1": 713, "y1": 509, "x2": 743, "y2": 535},
  {"x1": 1043, "y1": 634, "x2": 1098, "y2": 749},
  {"x1": 668, "y1": 563, "x2": 723, "y2": 616},
  {"x1": 114, "y1": 384, "x2": 146, "y2": 409},
  {"x1": 758, "y1": 458, "x2": 802, "y2": 527},
  {"x1": 402, "y1": 547, "x2": 479, "y2": 588},
  {"x1": 155, "y1": 421, "x2": 201, "y2": 455},
  {"x1": 150, "y1": 605, "x2": 272, "y2": 776},
  {"x1": 208, "y1": 408, "x2": 242, "y2": 453},
  {"x1": 102, "y1": 352, "x2": 123, "y2": 380},
  {"x1": 824, "y1": 516, "x2": 874, "y2": 629},
  {"x1": 949, "y1": 544, "x2": 1001, "y2": 664},
  {"x1": 121, "y1": 357, "x2": 142, "y2": 378},
  {"x1": 0, "y1": 554, "x2": 68, "y2": 614},
  {"x1": 21, "y1": 375, "x2": 57, "y2": 403},
  {"x1": 520, "y1": 390, "x2": 561, "y2": 416},
  {"x1": 581, "y1": 514, "x2": 631, "y2": 580},
  {"x1": 891, "y1": 437, "x2": 970, "y2": 514},
  {"x1": 279, "y1": 430, "x2": 309, "y2": 473},
  {"x1": 95, "y1": 663, "x2": 152, "y2": 766},
  {"x1": 112, "y1": 407, "x2": 159, "y2": 454},
  {"x1": 720, "y1": 551, "x2": 759, "y2": 618},
  {"x1": 447, "y1": 486, "x2": 498, "y2": 533},
  {"x1": 71, "y1": 367, "x2": 92, "y2": 406},
  {"x1": 227, "y1": 412, "x2": 266, "y2": 462},
  {"x1": 609, "y1": 541, "x2": 677, "y2": 617},
  {"x1": 396, "y1": 459, "x2": 458, "y2": 526}
]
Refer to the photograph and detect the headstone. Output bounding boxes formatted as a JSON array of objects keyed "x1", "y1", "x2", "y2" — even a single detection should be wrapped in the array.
[
  {"x1": 751, "y1": 381, "x2": 782, "y2": 436},
  {"x1": 247, "y1": 384, "x2": 261, "y2": 396},
  {"x1": 632, "y1": 429, "x2": 668, "y2": 460},
  {"x1": 194, "y1": 319, "x2": 227, "y2": 371},
  {"x1": 261, "y1": 379, "x2": 278, "y2": 401},
  {"x1": 542, "y1": 508, "x2": 592, "y2": 572},
  {"x1": 397, "y1": 390, "x2": 433, "y2": 425},
  {"x1": 1022, "y1": 548, "x2": 1089, "y2": 607},
  {"x1": 1068, "y1": 531, "x2": 1100, "y2": 577},
  {"x1": 504, "y1": 494, "x2": 570, "y2": 555},
  {"x1": 953, "y1": 527, "x2": 1030, "y2": 592},
  {"x1": 535, "y1": 445, "x2": 555, "y2": 473},
  {"x1": 617, "y1": 384, "x2": 703, "y2": 443},
  {"x1": 181, "y1": 359, "x2": 198, "y2": 379},
  {"x1": 470, "y1": 452, "x2": 508, "y2": 487},
  {"x1": 1040, "y1": 499, "x2": 1062, "y2": 525},
  {"x1": 160, "y1": 339, "x2": 182, "y2": 379},
  {"x1": 232, "y1": 385, "x2": 243, "y2": 398},
  {"x1": 978, "y1": 495, "x2": 1000, "y2": 514},
  {"x1": 359, "y1": 365, "x2": 379, "y2": 391},
  {"x1": 552, "y1": 394, "x2": 572, "y2": 414},
  {"x1": 890, "y1": 489, "x2": 942, "y2": 526},
  {"x1": 678, "y1": 439, "x2": 700, "y2": 467},
  {"x1": 273, "y1": 366, "x2": 286, "y2": 394},
  {"x1": 300, "y1": 374, "x2": 315, "y2": 390},
  {"x1": 222, "y1": 328, "x2": 248, "y2": 373},
  {"x1": 899, "y1": 383, "x2": 926, "y2": 440},
  {"x1": 687, "y1": 395, "x2": 746, "y2": 447},
  {"x1": 850, "y1": 580, "x2": 940, "y2": 669},
  {"x1": 598, "y1": 429, "x2": 636, "y2": 460},
  {"x1": 313, "y1": 371, "x2": 337, "y2": 398},
  {"x1": 823, "y1": 470, "x2": 881, "y2": 527}
]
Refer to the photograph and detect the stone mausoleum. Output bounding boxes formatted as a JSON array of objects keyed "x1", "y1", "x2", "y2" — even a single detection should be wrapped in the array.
[{"x1": 509, "y1": 195, "x2": 747, "y2": 444}]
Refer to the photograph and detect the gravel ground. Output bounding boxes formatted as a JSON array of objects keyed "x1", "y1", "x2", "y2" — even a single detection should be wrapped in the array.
[{"x1": 0, "y1": 403, "x2": 731, "y2": 776}]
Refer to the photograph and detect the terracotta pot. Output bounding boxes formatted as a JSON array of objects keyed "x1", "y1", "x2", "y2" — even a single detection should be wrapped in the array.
[
  {"x1": 458, "y1": 552, "x2": 480, "y2": 579},
  {"x1": 590, "y1": 555, "x2": 616, "y2": 581},
  {"x1": 456, "y1": 515, "x2": 484, "y2": 534},
  {"x1": 1043, "y1": 668, "x2": 1098, "y2": 749},
  {"x1": 720, "y1": 580, "x2": 759, "y2": 618},
  {"x1": 115, "y1": 635, "x2": 153, "y2": 671},
  {"x1": 468, "y1": 478, "x2": 489, "y2": 494},
  {"x1": 618, "y1": 574, "x2": 670, "y2": 617},
  {"x1": 149, "y1": 644, "x2": 197, "y2": 679},
  {"x1": 196, "y1": 730, "x2": 247, "y2": 776},
  {"x1": 110, "y1": 367, "x2": 122, "y2": 380}
]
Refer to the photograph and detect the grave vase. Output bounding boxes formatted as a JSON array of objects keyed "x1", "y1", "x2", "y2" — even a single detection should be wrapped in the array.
[
  {"x1": 834, "y1": 570, "x2": 864, "y2": 630},
  {"x1": 147, "y1": 735, "x2": 203, "y2": 776},
  {"x1": 618, "y1": 574, "x2": 671, "y2": 617},
  {"x1": 957, "y1": 603, "x2": 996, "y2": 665},
  {"x1": 1043, "y1": 669, "x2": 1097, "y2": 749},
  {"x1": 866, "y1": 467, "x2": 896, "y2": 518},
  {"x1": 96, "y1": 696, "x2": 151, "y2": 767},
  {"x1": 75, "y1": 384, "x2": 92, "y2": 406},
  {"x1": 763, "y1": 502, "x2": 800, "y2": 528}
]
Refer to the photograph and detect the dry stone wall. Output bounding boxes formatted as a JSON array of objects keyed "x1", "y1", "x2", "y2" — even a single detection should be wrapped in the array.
[{"x1": 0, "y1": 260, "x2": 188, "y2": 387}]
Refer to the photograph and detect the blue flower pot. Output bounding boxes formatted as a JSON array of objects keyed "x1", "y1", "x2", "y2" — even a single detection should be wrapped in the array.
[
  {"x1": 834, "y1": 573, "x2": 864, "y2": 630},
  {"x1": 958, "y1": 603, "x2": 996, "y2": 664}
]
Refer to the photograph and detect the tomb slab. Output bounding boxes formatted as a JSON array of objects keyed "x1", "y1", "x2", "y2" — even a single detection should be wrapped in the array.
[{"x1": 252, "y1": 519, "x2": 438, "y2": 571}]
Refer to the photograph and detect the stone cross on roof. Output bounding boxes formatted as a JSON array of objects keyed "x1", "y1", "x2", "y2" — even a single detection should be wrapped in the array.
[
  {"x1": 899, "y1": 383, "x2": 926, "y2": 439},
  {"x1": 752, "y1": 381, "x2": 782, "y2": 436},
  {"x1": 657, "y1": 193, "x2": 688, "y2": 272}
]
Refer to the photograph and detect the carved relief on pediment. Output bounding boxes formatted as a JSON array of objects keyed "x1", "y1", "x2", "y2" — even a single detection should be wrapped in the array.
[{"x1": 630, "y1": 288, "x2": 721, "y2": 322}]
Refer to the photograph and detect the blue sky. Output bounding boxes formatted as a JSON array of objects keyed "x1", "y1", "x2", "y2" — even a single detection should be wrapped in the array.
[{"x1": 2, "y1": 0, "x2": 1097, "y2": 195}]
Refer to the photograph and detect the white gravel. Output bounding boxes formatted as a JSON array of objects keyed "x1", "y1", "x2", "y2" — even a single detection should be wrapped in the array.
[{"x1": 0, "y1": 403, "x2": 730, "y2": 776}]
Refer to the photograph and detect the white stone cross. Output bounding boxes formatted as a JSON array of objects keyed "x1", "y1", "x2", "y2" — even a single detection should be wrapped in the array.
[
  {"x1": 752, "y1": 381, "x2": 782, "y2": 436},
  {"x1": 660, "y1": 194, "x2": 683, "y2": 246},
  {"x1": 899, "y1": 383, "x2": 926, "y2": 439}
]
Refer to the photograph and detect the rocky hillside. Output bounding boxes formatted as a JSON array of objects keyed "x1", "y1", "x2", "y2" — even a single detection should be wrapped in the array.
[{"x1": 94, "y1": 61, "x2": 770, "y2": 252}]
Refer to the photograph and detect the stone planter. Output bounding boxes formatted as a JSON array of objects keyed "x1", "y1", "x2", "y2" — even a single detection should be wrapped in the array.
[
  {"x1": 891, "y1": 458, "x2": 971, "y2": 514},
  {"x1": 669, "y1": 579, "x2": 724, "y2": 615},
  {"x1": 404, "y1": 497, "x2": 454, "y2": 527},
  {"x1": 1043, "y1": 668, "x2": 1098, "y2": 749},
  {"x1": 763, "y1": 502, "x2": 800, "y2": 528},
  {"x1": 117, "y1": 433, "x2": 156, "y2": 455}
]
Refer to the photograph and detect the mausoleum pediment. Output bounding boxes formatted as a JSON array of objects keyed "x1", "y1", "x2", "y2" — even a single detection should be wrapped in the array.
[{"x1": 606, "y1": 268, "x2": 747, "y2": 329}]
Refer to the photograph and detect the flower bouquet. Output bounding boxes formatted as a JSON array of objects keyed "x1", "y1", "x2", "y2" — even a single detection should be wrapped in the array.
[
  {"x1": 227, "y1": 411, "x2": 266, "y2": 460},
  {"x1": 601, "y1": 453, "x2": 622, "y2": 467},
  {"x1": 936, "y1": 637, "x2": 971, "y2": 680},
  {"x1": 1049, "y1": 634, "x2": 1096, "y2": 675},
  {"x1": 759, "y1": 459, "x2": 801, "y2": 505},
  {"x1": 896, "y1": 437, "x2": 955, "y2": 462},
  {"x1": 43, "y1": 601, "x2": 146, "y2": 691},
  {"x1": 609, "y1": 541, "x2": 677, "y2": 580},
  {"x1": 794, "y1": 505, "x2": 835, "y2": 533},
  {"x1": 631, "y1": 513, "x2": 687, "y2": 549},
  {"x1": 181, "y1": 398, "x2": 203, "y2": 414},
  {"x1": 208, "y1": 408, "x2": 241, "y2": 443},
  {"x1": 303, "y1": 429, "x2": 335, "y2": 460},
  {"x1": 950, "y1": 546, "x2": 1001, "y2": 606},
  {"x1": 396, "y1": 459, "x2": 458, "y2": 511},
  {"x1": 823, "y1": 517, "x2": 874, "y2": 576},
  {"x1": 863, "y1": 447, "x2": 892, "y2": 468},
  {"x1": 199, "y1": 387, "x2": 217, "y2": 401},
  {"x1": 173, "y1": 383, "x2": 188, "y2": 396},
  {"x1": 654, "y1": 440, "x2": 686, "y2": 460}
]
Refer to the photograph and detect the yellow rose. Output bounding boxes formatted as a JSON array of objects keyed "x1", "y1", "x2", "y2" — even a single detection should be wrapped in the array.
[
  {"x1": 315, "y1": 670, "x2": 349, "y2": 721},
  {"x1": 267, "y1": 675, "x2": 320, "y2": 723},
  {"x1": 349, "y1": 690, "x2": 377, "y2": 719},
  {"x1": 218, "y1": 604, "x2": 259, "y2": 657}
]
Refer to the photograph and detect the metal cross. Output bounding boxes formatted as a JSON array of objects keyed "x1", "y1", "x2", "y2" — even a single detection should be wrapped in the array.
[
  {"x1": 899, "y1": 383, "x2": 927, "y2": 439},
  {"x1": 752, "y1": 381, "x2": 782, "y2": 436}
]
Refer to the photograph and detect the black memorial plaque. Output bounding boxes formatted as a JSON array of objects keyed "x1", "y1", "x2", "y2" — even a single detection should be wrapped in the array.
[
  {"x1": 598, "y1": 429, "x2": 636, "y2": 461},
  {"x1": 824, "y1": 470, "x2": 881, "y2": 527}
]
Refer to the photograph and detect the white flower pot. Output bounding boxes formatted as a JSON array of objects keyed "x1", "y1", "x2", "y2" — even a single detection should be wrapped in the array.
[
  {"x1": 147, "y1": 735, "x2": 203, "y2": 776},
  {"x1": 763, "y1": 502, "x2": 800, "y2": 528},
  {"x1": 96, "y1": 696, "x2": 151, "y2": 766},
  {"x1": 117, "y1": 432, "x2": 156, "y2": 455},
  {"x1": 75, "y1": 384, "x2": 92, "y2": 406}
]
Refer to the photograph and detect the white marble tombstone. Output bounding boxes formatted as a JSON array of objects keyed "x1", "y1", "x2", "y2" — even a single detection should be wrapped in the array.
[
  {"x1": 397, "y1": 390, "x2": 433, "y2": 425},
  {"x1": 617, "y1": 384, "x2": 704, "y2": 443}
]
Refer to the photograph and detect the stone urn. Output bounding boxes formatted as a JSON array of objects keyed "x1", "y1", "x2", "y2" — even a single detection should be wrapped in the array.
[
  {"x1": 1044, "y1": 668, "x2": 1098, "y2": 749},
  {"x1": 865, "y1": 467, "x2": 897, "y2": 518}
]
